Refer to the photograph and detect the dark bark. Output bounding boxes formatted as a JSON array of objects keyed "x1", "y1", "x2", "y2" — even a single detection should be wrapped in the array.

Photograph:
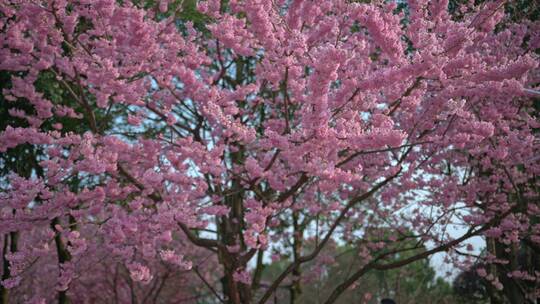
[
  {"x1": 1, "y1": 232, "x2": 17, "y2": 304},
  {"x1": 51, "y1": 218, "x2": 72, "y2": 304}
]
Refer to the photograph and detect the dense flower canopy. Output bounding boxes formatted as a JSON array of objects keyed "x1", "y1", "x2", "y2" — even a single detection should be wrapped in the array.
[{"x1": 0, "y1": 0, "x2": 539, "y2": 303}]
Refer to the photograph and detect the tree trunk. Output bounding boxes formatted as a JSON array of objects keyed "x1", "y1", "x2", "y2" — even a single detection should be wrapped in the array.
[
  {"x1": 1, "y1": 231, "x2": 18, "y2": 304},
  {"x1": 51, "y1": 218, "x2": 71, "y2": 304}
]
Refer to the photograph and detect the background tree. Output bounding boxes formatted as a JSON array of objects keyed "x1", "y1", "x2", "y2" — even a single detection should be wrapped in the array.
[{"x1": 263, "y1": 237, "x2": 457, "y2": 304}]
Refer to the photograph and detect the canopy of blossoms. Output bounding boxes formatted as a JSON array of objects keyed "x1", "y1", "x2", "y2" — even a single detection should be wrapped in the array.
[{"x1": 0, "y1": 0, "x2": 539, "y2": 303}]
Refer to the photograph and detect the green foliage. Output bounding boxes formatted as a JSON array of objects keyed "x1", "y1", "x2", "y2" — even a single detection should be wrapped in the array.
[
  {"x1": 0, "y1": 71, "x2": 42, "y2": 179},
  {"x1": 261, "y1": 241, "x2": 460, "y2": 304}
]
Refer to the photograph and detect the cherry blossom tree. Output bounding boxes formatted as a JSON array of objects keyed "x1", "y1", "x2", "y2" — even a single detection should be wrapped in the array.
[{"x1": 1, "y1": 0, "x2": 539, "y2": 303}]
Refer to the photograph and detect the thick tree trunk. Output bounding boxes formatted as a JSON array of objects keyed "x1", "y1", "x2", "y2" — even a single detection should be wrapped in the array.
[
  {"x1": 1, "y1": 235, "x2": 9, "y2": 304},
  {"x1": 219, "y1": 146, "x2": 253, "y2": 304},
  {"x1": 495, "y1": 241, "x2": 528, "y2": 304},
  {"x1": 221, "y1": 268, "x2": 243, "y2": 304},
  {"x1": 51, "y1": 218, "x2": 71, "y2": 304},
  {"x1": 1, "y1": 231, "x2": 18, "y2": 304}
]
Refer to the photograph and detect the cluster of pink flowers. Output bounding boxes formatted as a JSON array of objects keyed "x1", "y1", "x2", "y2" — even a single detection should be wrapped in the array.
[{"x1": 0, "y1": 0, "x2": 539, "y2": 302}]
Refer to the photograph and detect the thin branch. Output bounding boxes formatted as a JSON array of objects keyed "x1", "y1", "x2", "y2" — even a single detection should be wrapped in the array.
[{"x1": 193, "y1": 266, "x2": 225, "y2": 303}]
